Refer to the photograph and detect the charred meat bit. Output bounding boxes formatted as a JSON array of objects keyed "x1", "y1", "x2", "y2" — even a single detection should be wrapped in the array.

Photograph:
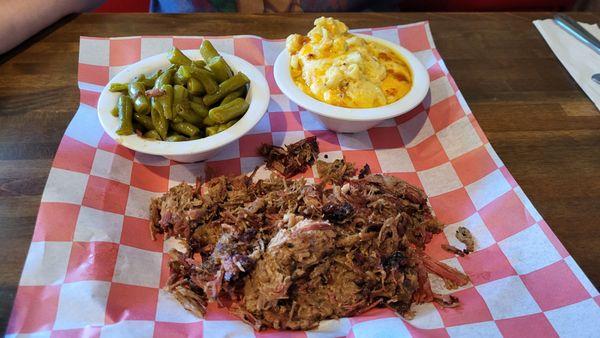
[
  {"x1": 149, "y1": 167, "x2": 469, "y2": 331},
  {"x1": 358, "y1": 163, "x2": 371, "y2": 179},
  {"x1": 322, "y1": 201, "x2": 354, "y2": 223},
  {"x1": 259, "y1": 136, "x2": 319, "y2": 178}
]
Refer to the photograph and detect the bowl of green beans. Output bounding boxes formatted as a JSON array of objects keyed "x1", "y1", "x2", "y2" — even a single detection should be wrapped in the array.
[{"x1": 97, "y1": 41, "x2": 270, "y2": 163}]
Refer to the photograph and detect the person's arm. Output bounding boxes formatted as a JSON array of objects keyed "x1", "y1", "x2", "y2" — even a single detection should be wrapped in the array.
[{"x1": 0, "y1": 0, "x2": 104, "y2": 54}]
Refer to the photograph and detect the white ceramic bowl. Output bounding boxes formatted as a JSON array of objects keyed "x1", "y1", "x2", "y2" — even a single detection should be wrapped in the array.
[
  {"x1": 274, "y1": 34, "x2": 430, "y2": 133},
  {"x1": 97, "y1": 50, "x2": 270, "y2": 163}
]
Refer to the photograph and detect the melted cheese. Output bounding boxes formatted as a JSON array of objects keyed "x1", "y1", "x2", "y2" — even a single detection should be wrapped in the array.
[{"x1": 286, "y1": 17, "x2": 412, "y2": 108}]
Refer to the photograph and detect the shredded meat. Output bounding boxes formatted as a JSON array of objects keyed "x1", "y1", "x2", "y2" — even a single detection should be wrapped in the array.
[
  {"x1": 149, "y1": 159, "x2": 469, "y2": 330},
  {"x1": 456, "y1": 226, "x2": 475, "y2": 253},
  {"x1": 316, "y1": 159, "x2": 355, "y2": 184},
  {"x1": 259, "y1": 136, "x2": 319, "y2": 178},
  {"x1": 441, "y1": 244, "x2": 467, "y2": 257}
]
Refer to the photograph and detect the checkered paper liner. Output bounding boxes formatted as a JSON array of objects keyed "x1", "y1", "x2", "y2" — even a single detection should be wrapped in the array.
[{"x1": 7, "y1": 22, "x2": 600, "y2": 338}]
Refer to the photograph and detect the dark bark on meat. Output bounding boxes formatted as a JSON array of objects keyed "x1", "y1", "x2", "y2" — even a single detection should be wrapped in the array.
[
  {"x1": 259, "y1": 136, "x2": 319, "y2": 178},
  {"x1": 358, "y1": 163, "x2": 371, "y2": 179},
  {"x1": 322, "y1": 201, "x2": 354, "y2": 223},
  {"x1": 149, "y1": 170, "x2": 470, "y2": 331}
]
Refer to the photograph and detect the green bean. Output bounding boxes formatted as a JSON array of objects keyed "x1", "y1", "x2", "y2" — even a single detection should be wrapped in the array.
[
  {"x1": 144, "y1": 69, "x2": 163, "y2": 88},
  {"x1": 151, "y1": 107, "x2": 168, "y2": 140},
  {"x1": 173, "y1": 74, "x2": 186, "y2": 86},
  {"x1": 205, "y1": 119, "x2": 238, "y2": 137},
  {"x1": 134, "y1": 74, "x2": 153, "y2": 88},
  {"x1": 171, "y1": 122, "x2": 200, "y2": 137},
  {"x1": 166, "y1": 134, "x2": 188, "y2": 142},
  {"x1": 138, "y1": 69, "x2": 163, "y2": 88},
  {"x1": 133, "y1": 74, "x2": 146, "y2": 85},
  {"x1": 173, "y1": 85, "x2": 198, "y2": 125},
  {"x1": 190, "y1": 95, "x2": 203, "y2": 104},
  {"x1": 221, "y1": 87, "x2": 246, "y2": 105},
  {"x1": 187, "y1": 77, "x2": 204, "y2": 95},
  {"x1": 208, "y1": 98, "x2": 249, "y2": 124},
  {"x1": 189, "y1": 101, "x2": 209, "y2": 118},
  {"x1": 190, "y1": 66, "x2": 218, "y2": 95},
  {"x1": 173, "y1": 115, "x2": 184, "y2": 123},
  {"x1": 154, "y1": 68, "x2": 175, "y2": 89},
  {"x1": 156, "y1": 84, "x2": 174, "y2": 120},
  {"x1": 217, "y1": 119, "x2": 239, "y2": 132},
  {"x1": 109, "y1": 83, "x2": 128, "y2": 92},
  {"x1": 174, "y1": 65, "x2": 191, "y2": 85},
  {"x1": 192, "y1": 60, "x2": 206, "y2": 68},
  {"x1": 202, "y1": 72, "x2": 250, "y2": 106},
  {"x1": 134, "y1": 96, "x2": 150, "y2": 114},
  {"x1": 178, "y1": 110, "x2": 202, "y2": 126},
  {"x1": 168, "y1": 47, "x2": 192, "y2": 66},
  {"x1": 200, "y1": 40, "x2": 219, "y2": 61},
  {"x1": 173, "y1": 85, "x2": 189, "y2": 112},
  {"x1": 206, "y1": 56, "x2": 233, "y2": 83},
  {"x1": 129, "y1": 82, "x2": 149, "y2": 114},
  {"x1": 151, "y1": 97, "x2": 163, "y2": 116},
  {"x1": 205, "y1": 125, "x2": 220, "y2": 136},
  {"x1": 128, "y1": 81, "x2": 143, "y2": 98},
  {"x1": 110, "y1": 106, "x2": 119, "y2": 117},
  {"x1": 178, "y1": 65, "x2": 192, "y2": 79},
  {"x1": 143, "y1": 130, "x2": 161, "y2": 140},
  {"x1": 134, "y1": 112, "x2": 154, "y2": 130},
  {"x1": 116, "y1": 96, "x2": 134, "y2": 135},
  {"x1": 173, "y1": 85, "x2": 187, "y2": 104},
  {"x1": 203, "y1": 115, "x2": 218, "y2": 126}
]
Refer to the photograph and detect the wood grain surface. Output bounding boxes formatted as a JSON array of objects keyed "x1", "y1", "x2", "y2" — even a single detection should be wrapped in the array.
[{"x1": 1, "y1": 12, "x2": 599, "y2": 333}]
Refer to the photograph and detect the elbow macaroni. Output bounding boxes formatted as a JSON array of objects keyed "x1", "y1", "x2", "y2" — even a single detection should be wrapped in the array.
[{"x1": 286, "y1": 17, "x2": 412, "y2": 108}]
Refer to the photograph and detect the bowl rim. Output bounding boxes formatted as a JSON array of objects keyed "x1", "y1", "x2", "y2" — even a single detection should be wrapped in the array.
[
  {"x1": 97, "y1": 50, "x2": 270, "y2": 157},
  {"x1": 273, "y1": 33, "x2": 430, "y2": 122}
]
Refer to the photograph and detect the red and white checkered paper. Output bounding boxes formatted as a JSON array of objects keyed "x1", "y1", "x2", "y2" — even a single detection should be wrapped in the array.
[{"x1": 7, "y1": 22, "x2": 600, "y2": 338}]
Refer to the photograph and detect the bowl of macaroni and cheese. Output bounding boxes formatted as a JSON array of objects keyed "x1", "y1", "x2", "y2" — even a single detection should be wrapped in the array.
[{"x1": 274, "y1": 17, "x2": 430, "y2": 132}]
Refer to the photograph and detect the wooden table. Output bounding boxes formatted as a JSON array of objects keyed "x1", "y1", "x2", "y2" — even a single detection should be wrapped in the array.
[{"x1": 1, "y1": 12, "x2": 599, "y2": 332}]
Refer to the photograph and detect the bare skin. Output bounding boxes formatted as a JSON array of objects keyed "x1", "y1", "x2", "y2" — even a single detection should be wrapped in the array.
[{"x1": 0, "y1": 0, "x2": 104, "y2": 54}]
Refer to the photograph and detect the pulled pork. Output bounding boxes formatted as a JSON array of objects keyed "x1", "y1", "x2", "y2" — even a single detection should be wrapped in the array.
[
  {"x1": 441, "y1": 244, "x2": 467, "y2": 257},
  {"x1": 258, "y1": 136, "x2": 319, "y2": 177},
  {"x1": 150, "y1": 170, "x2": 469, "y2": 330},
  {"x1": 456, "y1": 226, "x2": 475, "y2": 253},
  {"x1": 316, "y1": 159, "x2": 356, "y2": 185}
]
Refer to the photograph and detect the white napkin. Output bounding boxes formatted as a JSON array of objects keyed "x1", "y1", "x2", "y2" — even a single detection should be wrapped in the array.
[{"x1": 534, "y1": 19, "x2": 600, "y2": 110}]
